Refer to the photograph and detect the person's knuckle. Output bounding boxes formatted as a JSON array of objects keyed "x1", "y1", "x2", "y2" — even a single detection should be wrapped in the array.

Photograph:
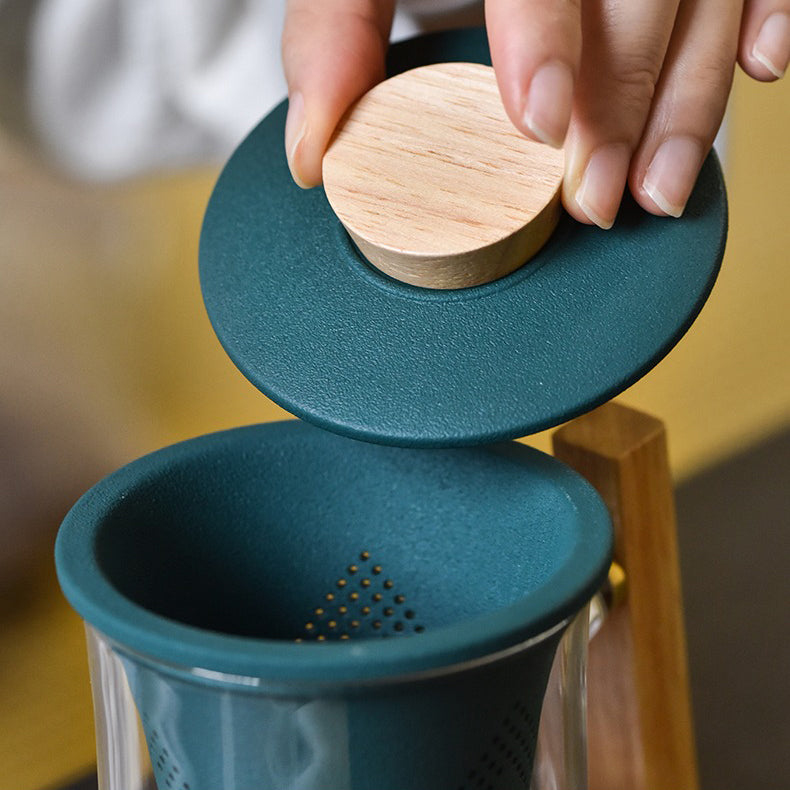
[
  {"x1": 611, "y1": 48, "x2": 662, "y2": 106},
  {"x1": 693, "y1": 52, "x2": 734, "y2": 94},
  {"x1": 681, "y1": 65, "x2": 733, "y2": 135}
]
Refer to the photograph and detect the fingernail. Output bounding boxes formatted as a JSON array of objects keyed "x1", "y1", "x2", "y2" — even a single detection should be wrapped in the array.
[
  {"x1": 642, "y1": 137, "x2": 704, "y2": 218},
  {"x1": 574, "y1": 143, "x2": 630, "y2": 229},
  {"x1": 752, "y1": 12, "x2": 790, "y2": 78},
  {"x1": 284, "y1": 91, "x2": 309, "y2": 188},
  {"x1": 523, "y1": 61, "x2": 574, "y2": 148}
]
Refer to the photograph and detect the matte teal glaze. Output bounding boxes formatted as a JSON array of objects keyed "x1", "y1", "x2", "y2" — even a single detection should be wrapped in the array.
[
  {"x1": 199, "y1": 27, "x2": 728, "y2": 448},
  {"x1": 56, "y1": 421, "x2": 611, "y2": 680},
  {"x1": 119, "y1": 629, "x2": 560, "y2": 790},
  {"x1": 56, "y1": 420, "x2": 612, "y2": 789}
]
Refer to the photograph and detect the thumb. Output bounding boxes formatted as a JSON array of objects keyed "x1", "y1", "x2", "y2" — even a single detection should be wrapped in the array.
[{"x1": 282, "y1": 1, "x2": 395, "y2": 187}]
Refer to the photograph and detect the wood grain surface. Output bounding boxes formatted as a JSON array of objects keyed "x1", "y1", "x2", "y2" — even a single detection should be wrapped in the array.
[
  {"x1": 553, "y1": 402, "x2": 699, "y2": 790},
  {"x1": 323, "y1": 63, "x2": 564, "y2": 288}
]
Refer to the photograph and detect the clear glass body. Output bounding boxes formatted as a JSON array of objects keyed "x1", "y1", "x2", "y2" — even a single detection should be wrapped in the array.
[
  {"x1": 531, "y1": 606, "x2": 590, "y2": 790},
  {"x1": 85, "y1": 602, "x2": 592, "y2": 790}
]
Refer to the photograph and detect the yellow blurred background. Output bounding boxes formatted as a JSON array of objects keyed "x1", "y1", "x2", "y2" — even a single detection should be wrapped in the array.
[{"x1": 0, "y1": 69, "x2": 787, "y2": 789}]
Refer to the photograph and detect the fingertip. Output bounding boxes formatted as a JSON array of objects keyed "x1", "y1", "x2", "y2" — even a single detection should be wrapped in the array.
[
  {"x1": 566, "y1": 143, "x2": 631, "y2": 230},
  {"x1": 644, "y1": 136, "x2": 705, "y2": 218},
  {"x1": 740, "y1": 11, "x2": 790, "y2": 80},
  {"x1": 522, "y1": 61, "x2": 574, "y2": 148},
  {"x1": 284, "y1": 92, "x2": 317, "y2": 188}
]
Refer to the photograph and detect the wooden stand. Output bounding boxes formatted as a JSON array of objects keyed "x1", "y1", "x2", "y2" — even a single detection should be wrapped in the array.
[{"x1": 553, "y1": 402, "x2": 699, "y2": 790}]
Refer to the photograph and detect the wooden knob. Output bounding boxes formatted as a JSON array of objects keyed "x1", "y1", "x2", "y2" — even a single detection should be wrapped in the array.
[{"x1": 322, "y1": 62, "x2": 565, "y2": 289}]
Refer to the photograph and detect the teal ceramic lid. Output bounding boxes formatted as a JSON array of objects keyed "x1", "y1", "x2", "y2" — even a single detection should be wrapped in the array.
[{"x1": 200, "y1": 28, "x2": 727, "y2": 448}]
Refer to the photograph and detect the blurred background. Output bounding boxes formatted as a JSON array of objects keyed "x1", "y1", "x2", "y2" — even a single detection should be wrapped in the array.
[{"x1": 0, "y1": 3, "x2": 787, "y2": 789}]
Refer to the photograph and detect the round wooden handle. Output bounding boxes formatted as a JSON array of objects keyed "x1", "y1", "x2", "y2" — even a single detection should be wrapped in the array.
[{"x1": 322, "y1": 62, "x2": 565, "y2": 289}]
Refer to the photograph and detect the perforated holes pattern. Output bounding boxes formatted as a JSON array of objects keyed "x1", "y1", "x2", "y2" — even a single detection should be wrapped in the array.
[
  {"x1": 457, "y1": 698, "x2": 540, "y2": 790},
  {"x1": 298, "y1": 551, "x2": 425, "y2": 641},
  {"x1": 142, "y1": 714, "x2": 191, "y2": 790}
]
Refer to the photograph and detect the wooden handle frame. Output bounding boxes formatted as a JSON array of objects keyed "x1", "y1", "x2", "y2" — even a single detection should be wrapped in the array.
[{"x1": 552, "y1": 402, "x2": 699, "y2": 790}]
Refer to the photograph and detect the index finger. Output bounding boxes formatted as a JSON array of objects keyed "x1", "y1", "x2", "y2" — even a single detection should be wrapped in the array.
[{"x1": 486, "y1": 0, "x2": 583, "y2": 148}]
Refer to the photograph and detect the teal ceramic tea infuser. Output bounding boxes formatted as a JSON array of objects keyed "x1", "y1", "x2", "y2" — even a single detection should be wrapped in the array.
[
  {"x1": 58, "y1": 420, "x2": 611, "y2": 790},
  {"x1": 56, "y1": 26, "x2": 726, "y2": 790}
]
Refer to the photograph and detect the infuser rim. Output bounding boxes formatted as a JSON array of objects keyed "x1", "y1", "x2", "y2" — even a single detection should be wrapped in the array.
[
  {"x1": 90, "y1": 615, "x2": 572, "y2": 694},
  {"x1": 56, "y1": 421, "x2": 612, "y2": 683}
]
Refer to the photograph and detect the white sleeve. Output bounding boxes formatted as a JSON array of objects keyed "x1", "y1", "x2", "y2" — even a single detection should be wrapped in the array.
[
  {"x1": 27, "y1": 0, "x2": 288, "y2": 179},
  {"x1": 14, "y1": 0, "x2": 482, "y2": 180}
]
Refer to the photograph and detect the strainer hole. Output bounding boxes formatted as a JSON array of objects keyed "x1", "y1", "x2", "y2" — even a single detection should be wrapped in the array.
[{"x1": 300, "y1": 552, "x2": 425, "y2": 641}]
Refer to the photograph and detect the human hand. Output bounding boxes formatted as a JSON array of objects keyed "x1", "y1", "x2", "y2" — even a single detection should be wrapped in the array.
[{"x1": 282, "y1": 0, "x2": 789, "y2": 228}]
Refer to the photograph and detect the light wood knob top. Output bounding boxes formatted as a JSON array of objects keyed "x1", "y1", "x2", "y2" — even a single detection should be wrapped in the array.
[{"x1": 322, "y1": 62, "x2": 565, "y2": 289}]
